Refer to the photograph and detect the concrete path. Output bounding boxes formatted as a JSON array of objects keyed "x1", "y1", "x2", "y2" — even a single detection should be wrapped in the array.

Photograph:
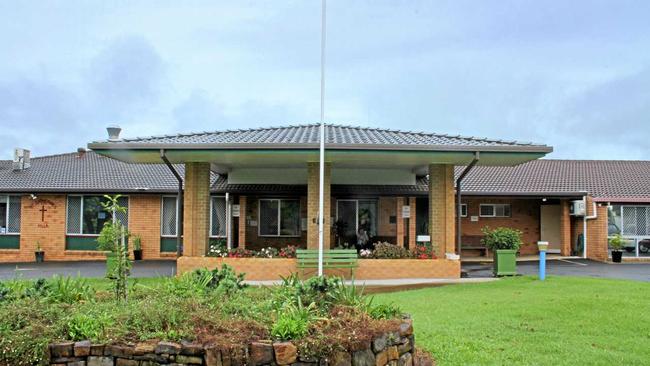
[
  {"x1": 0, "y1": 260, "x2": 176, "y2": 280},
  {"x1": 462, "y1": 259, "x2": 650, "y2": 282}
]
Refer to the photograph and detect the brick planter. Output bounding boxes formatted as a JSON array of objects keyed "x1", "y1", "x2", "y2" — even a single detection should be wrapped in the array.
[
  {"x1": 48, "y1": 320, "x2": 431, "y2": 366},
  {"x1": 177, "y1": 257, "x2": 460, "y2": 280}
]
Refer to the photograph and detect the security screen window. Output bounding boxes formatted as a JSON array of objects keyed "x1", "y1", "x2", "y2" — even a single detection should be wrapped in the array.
[
  {"x1": 479, "y1": 204, "x2": 511, "y2": 217},
  {"x1": 161, "y1": 196, "x2": 178, "y2": 236},
  {"x1": 0, "y1": 196, "x2": 21, "y2": 234},
  {"x1": 67, "y1": 195, "x2": 129, "y2": 235},
  {"x1": 211, "y1": 196, "x2": 227, "y2": 237},
  {"x1": 259, "y1": 199, "x2": 300, "y2": 237}
]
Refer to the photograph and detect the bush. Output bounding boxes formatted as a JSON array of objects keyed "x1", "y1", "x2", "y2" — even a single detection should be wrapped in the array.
[
  {"x1": 411, "y1": 242, "x2": 436, "y2": 259},
  {"x1": 207, "y1": 238, "x2": 228, "y2": 257},
  {"x1": 46, "y1": 276, "x2": 94, "y2": 304},
  {"x1": 481, "y1": 227, "x2": 523, "y2": 251},
  {"x1": 66, "y1": 313, "x2": 108, "y2": 341},
  {"x1": 256, "y1": 247, "x2": 279, "y2": 258},
  {"x1": 278, "y1": 245, "x2": 298, "y2": 258},
  {"x1": 271, "y1": 302, "x2": 316, "y2": 340},
  {"x1": 371, "y1": 242, "x2": 411, "y2": 259}
]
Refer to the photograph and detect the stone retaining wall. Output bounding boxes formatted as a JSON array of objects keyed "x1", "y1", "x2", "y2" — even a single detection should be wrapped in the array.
[{"x1": 48, "y1": 320, "x2": 430, "y2": 366}]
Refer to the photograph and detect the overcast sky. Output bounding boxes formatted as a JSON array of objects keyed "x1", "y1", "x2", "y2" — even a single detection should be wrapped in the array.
[{"x1": 1, "y1": 1, "x2": 649, "y2": 160}]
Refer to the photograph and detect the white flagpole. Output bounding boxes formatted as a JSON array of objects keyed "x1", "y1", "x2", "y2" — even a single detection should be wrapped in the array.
[{"x1": 318, "y1": 0, "x2": 327, "y2": 276}]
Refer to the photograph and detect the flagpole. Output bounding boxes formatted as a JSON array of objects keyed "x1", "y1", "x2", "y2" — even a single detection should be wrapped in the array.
[{"x1": 317, "y1": 0, "x2": 327, "y2": 276}]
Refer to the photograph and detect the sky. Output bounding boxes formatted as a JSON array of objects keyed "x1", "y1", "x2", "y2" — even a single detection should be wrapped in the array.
[{"x1": 1, "y1": 0, "x2": 649, "y2": 160}]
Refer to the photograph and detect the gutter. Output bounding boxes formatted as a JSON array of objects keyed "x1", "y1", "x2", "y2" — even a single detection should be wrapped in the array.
[
  {"x1": 160, "y1": 149, "x2": 184, "y2": 258},
  {"x1": 456, "y1": 152, "x2": 480, "y2": 256},
  {"x1": 582, "y1": 195, "x2": 598, "y2": 259}
]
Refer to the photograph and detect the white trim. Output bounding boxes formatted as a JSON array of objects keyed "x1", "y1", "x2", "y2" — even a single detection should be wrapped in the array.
[
  {"x1": 257, "y1": 198, "x2": 301, "y2": 237},
  {"x1": 460, "y1": 203, "x2": 468, "y2": 218},
  {"x1": 479, "y1": 203, "x2": 511, "y2": 218},
  {"x1": 0, "y1": 195, "x2": 21, "y2": 235}
]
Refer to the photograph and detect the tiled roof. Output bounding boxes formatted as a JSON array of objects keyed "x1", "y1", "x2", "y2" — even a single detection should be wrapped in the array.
[
  {"x1": 90, "y1": 123, "x2": 551, "y2": 152},
  {"x1": 0, "y1": 151, "x2": 217, "y2": 193},
  {"x1": 458, "y1": 160, "x2": 650, "y2": 201}
]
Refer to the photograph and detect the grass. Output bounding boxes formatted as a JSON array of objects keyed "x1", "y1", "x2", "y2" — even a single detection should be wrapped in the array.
[{"x1": 374, "y1": 276, "x2": 650, "y2": 366}]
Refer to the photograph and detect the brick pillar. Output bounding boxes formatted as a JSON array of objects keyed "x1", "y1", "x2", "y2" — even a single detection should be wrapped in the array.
[
  {"x1": 128, "y1": 195, "x2": 162, "y2": 259},
  {"x1": 396, "y1": 197, "x2": 405, "y2": 247},
  {"x1": 307, "y1": 162, "x2": 331, "y2": 249},
  {"x1": 586, "y1": 199, "x2": 609, "y2": 262},
  {"x1": 429, "y1": 164, "x2": 455, "y2": 257},
  {"x1": 559, "y1": 200, "x2": 572, "y2": 256},
  {"x1": 238, "y1": 196, "x2": 247, "y2": 249},
  {"x1": 408, "y1": 197, "x2": 417, "y2": 249},
  {"x1": 183, "y1": 162, "x2": 210, "y2": 256}
]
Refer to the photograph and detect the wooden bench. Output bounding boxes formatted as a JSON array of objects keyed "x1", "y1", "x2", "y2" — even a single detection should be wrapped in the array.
[
  {"x1": 461, "y1": 235, "x2": 489, "y2": 257},
  {"x1": 296, "y1": 249, "x2": 358, "y2": 277}
]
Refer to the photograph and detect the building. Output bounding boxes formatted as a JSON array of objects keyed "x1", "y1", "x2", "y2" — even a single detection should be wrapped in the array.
[{"x1": 0, "y1": 124, "x2": 647, "y2": 269}]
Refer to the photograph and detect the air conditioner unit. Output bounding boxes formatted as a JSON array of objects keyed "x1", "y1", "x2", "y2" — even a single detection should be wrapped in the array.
[{"x1": 570, "y1": 200, "x2": 586, "y2": 216}]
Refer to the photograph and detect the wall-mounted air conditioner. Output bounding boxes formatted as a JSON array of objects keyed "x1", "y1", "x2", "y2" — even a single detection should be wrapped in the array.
[{"x1": 570, "y1": 200, "x2": 586, "y2": 216}]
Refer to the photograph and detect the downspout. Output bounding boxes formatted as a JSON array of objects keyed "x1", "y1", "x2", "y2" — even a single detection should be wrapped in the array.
[
  {"x1": 161, "y1": 149, "x2": 184, "y2": 258},
  {"x1": 456, "y1": 152, "x2": 480, "y2": 256},
  {"x1": 582, "y1": 195, "x2": 598, "y2": 259}
]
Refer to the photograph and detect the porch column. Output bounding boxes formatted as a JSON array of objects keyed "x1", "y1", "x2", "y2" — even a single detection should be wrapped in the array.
[
  {"x1": 428, "y1": 164, "x2": 456, "y2": 257},
  {"x1": 408, "y1": 197, "x2": 417, "y2": 248},
  {"x1": 396, "y1": 197, "x2": 405, "y2": 247},
  {"x1": 183, "y1": 162, "x2": 211, "y2": 256},
  {"x1": 238, "y1": 196, "x2": 247, "y2": 249},
  {"x1": 307, "y1": 162, "x2": 331, "y2": 249},
  {"x1": 559, "y1": 200, "x2": 571, "y2": 256}
]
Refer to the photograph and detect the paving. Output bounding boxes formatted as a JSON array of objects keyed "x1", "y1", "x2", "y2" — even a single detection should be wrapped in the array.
[
  {"x1": 0, "y1": 260, "x2": 176, "y2": 280},
  {"x1": 462, "y1": 258, "x2": 650, "y2": 282}
]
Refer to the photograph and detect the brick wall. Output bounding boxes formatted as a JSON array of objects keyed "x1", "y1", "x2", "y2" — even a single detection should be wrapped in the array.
[
  {"x1": 128, "y1": 195, "x2": 165, "y2": 259},
  {"x1": 307, "y1": 162, "x2": 331, "y2": 249},
  {"x1": 378, "y1": 197, "x2": 397, "y2": 239},
  {"x1": 428, "y1": 164, "x2": 455, "y2": 256},
  {"x1": 586, "y1": 200, "x2": 609, "y2": 261},
  {"x1": 559, "y1": 200, "x2": 572, "y2": 255},
  {"x1": 183, "y1": 162, "x2": 211, "y2": 256}
]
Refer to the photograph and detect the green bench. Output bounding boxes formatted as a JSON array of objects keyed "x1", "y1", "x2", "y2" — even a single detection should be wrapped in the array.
[{"x1": 296, "y1": 249, "x2": 358, "y2": 277}]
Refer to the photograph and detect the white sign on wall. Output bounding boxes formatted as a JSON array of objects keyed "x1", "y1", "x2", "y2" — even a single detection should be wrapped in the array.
[
  {"x1": 232, "y1": 204, "x2": 240, "y2": 217},
  {"x1": 402, "y1": 205, "x2": 411, "y2": 218},
  {"x1": 470, "y1": 215, "x2": 479, "y2": 222}
]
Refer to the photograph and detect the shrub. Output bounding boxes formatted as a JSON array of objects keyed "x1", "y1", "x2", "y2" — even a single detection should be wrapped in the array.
[
  {"x1": 207, "y1": 238, "x2": 228, "y2": 257},
  {"x1": 227, "y1": 247, "x2": 255, "y2": 258},
  {"x1": 371, "y1": 242, "x2": 411, "y2": 259},
  {"x1": 271, "y1": 302, "x2": 317, "y2": 340},
  {"x1": 256, "y1": 247, "x2": 279, "y2": 258},
  {"x1": 609, "y1": 233, "x2": 626, "y2": 251},
  {"x1": 367, "y1": 302, "x2": 403, "y2": 320},
  {"x1": 411, "y1": 242, "x2": 435, "y2": 259},
  {"x1": 278, "y1": 245, "x2": 298, "y2": 258},
  {"x1": 46, "y1": 276, "x2": 93, "y2": 304},
  {"x1": 481, "y1": 227, "x2": 523, "y2": 251},
  {"x1": 66, "y1": 313, "x2": 107, "y2": 341}
]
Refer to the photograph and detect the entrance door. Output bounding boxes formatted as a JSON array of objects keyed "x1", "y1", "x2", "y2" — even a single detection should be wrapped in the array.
[
  {"x1": 335, "y1": 199, "x2": 378, "y2": 248},
  {"x1": 540, "y1": 205, "x2": 562, "y2": 253}
]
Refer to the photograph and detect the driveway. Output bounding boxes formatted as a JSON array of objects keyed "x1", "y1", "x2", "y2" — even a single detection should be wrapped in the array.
[
  {"x1": 0, "y1": 260, "x2": 176, "y2": 280},
  {"x1": 462, "y1": 259, "x2": 650, "y2": 282}
]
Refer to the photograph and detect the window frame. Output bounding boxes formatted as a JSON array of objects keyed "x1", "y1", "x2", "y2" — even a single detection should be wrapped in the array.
[
  {"x1": 66, "y1": 195, "x2": 129, "y2": 236},
  {"x1": 160, "y1": 195, "x2": 179, "y2": 238},
  {"x1": 460, "y1": 203, "x2": 467, "y2": 218},
  {"x1": 0, "y1": 195, "x2": 21, "y2": 235},
  {"x1": 479, "y1": 203, "x2": 511, "y2": 218},
  {"x1": 210, "y1": 195, "x2": 228, "y2": 238},
  {"x1": 335, "y1": 198, "x2": 379, "y2": 237},
  {"x1": 257, "y1": 198, "x2": 301, "y2": 238}
]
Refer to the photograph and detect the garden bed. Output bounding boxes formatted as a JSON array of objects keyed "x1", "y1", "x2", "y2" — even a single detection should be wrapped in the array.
[{"x1": 0, "y1": 267, "x2": 433, "y2": 366}]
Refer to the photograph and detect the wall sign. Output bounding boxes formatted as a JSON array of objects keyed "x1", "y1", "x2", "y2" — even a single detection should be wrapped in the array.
[
  {"x1": 232, "y1": 204, "x2": 240, "y2": 217},
  {"x1": 471, "y1": 215, "x2": 479, "y2": 222},
  {"x1": 401, "y1": 205, "x2": 411, "y2": 218}
]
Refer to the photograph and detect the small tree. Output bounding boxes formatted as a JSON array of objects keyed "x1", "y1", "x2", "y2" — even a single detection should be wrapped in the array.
[
  {"x1": 97, "y1": 194, "x2": 131, "y2": 302},
  {"x1": 481, "y1": 227, "x2": 523, "y2": 251},
  {"x1": 609, "y1": 233, "x2": 626, "y2": 251}
]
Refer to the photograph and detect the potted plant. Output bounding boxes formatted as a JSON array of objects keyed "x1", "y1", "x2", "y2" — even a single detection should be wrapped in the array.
[
  {"x1": 609, "y1": 233, "x2": 625, "y2": 263},
  {"x1": 34, "y1": 241, "x2": 45, "y2": 263},
  {"x1": 132, "y1": 234, "x2": 143, "y2": 260},
  {"x1": 481, "y1": 226, "x2": 522, "y2": 276}
]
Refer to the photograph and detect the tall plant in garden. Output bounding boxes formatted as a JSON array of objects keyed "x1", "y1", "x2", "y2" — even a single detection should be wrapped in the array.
[{"x1": 98, "y1": 194, "x2": 131, "y2": 301}]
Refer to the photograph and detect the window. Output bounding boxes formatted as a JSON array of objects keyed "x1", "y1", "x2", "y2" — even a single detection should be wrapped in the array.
[
  {"x1": 621, "y1": 206, "x2": 650, "y2": 236},
  {"x1": 211, "y1": 196, "x2": 227, "y2": 237},
  {"x1": 0, "y1": 195, "x2": 21, "y2": 234},
  {"x1": 67, "y1": 195, "x2": 128, "y2": 235},
  {"x1": 336, "y1": 199, "x2": 378, "y2": 245},
  {"x1": 460, "y1": 204, "x2": 467, "y2": 217},
  {"x1": 479, "y1": 204, "x2": 511, "y2": 217},
  {"x1": 258, "y1": 199, "x2": 300, "y2": 237},
  {"x1": 161, "y1": 196, "x2": 178, "y2": 236}
]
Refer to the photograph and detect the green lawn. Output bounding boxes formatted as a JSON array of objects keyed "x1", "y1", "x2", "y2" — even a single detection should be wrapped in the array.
[{"x1": 374, "y1": 276, "x2": 650, "y2": 366}]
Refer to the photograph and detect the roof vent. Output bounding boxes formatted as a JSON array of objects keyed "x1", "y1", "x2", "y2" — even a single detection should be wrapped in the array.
[
  {"x1": 107, "y1": 125, "x2": 122, "y2": 141},
  {"x1": 77, "y1": 147, "x2": 87, "y2": 158},
  {"x1": 13, "y1": 148, "x2": 31, "y2": 171}
]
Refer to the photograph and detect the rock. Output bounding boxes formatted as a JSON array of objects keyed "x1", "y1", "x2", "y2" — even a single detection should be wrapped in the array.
[
  {"x1": 397, "y1": 338, "x2": 412, "y2": 354},
  {"x1": 375, "y1": 350, "x2": 388, "y2": 366},
  {"x1": 74, "y1": 340, "x2": 92, "y2": 357},
  {"x1": 68, "y1": 361, "x2": 86, "y2": 366},
  {"x1": 155, "y1": 341, "x2": 182, "y2": 355},
  {"x1": 230, "y1": 346, "x2": 246, "y2": 366},
  {"x1": 412, "y1": 352, "x2": 433, "y2": 366},
  {"x1": 372, "y1": 334, "x2": 388, "y2": 353},
  {"x1": 274, "y1": 342, "x2": 297, "y2": 365},
  {"x1": 134, "y1": 343, "x2": 156, "y2": 355},
  {"x1": 87, "y1": 357, "x2": 113, "y2": 366},
  {"x1": 51, "y1": 357, "x2": 83, "y2": 363},
  {"x1": 116, "y1": 358, "x2": 139, "y2": 366},
  {"x1": 387, "y1": 347, "x2": 399, "y2": 361},
  {"x1": 329, "y1": 351, "x2": 352, "y2": 366},
  {"x1": 398, "y1": 353, "x2": 413, "y2": 366},
  {"x1": 352, "y1": 348, "x2": 375, "y2": 366},
  {"x1": 106, "y1": 345, "x2": 134, "y2": 358},
  {"x1": 181, "y1": 340, "x2": 205, "y2": 356},
  {"x1": 399, "y1": 320, "x2": 413, "y2": 337},
  {"x1": 176, "y1": 354, "x2": 204, "y2": 364},
  {"x1": 90, "y1": 344, "x2": 105, "y2": 356},
  {"x1": 205, "y1": 347, "x2": 223, "y2": 366},
  {"x1": 50, "y1": 342, "x2": 74, "y2": 358},
  {"x1": 386, "y1": 332, "x2": 401, "y2": 346},
  {"x1": 249, "y1": 341, "x2": 274, "y2": 365}
]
